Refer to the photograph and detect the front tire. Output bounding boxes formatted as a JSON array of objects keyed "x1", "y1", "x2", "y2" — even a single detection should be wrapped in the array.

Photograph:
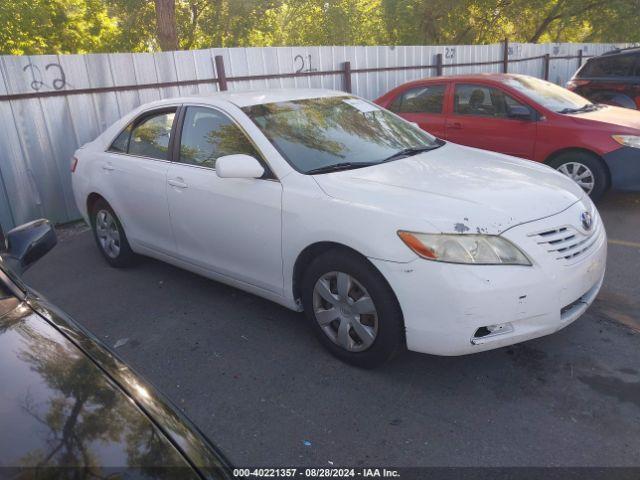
[
  {"x1": 90, "y1": 199, "x2": 136, "y2": 267},
  {"x1": 301, "y1": 249, "x2": 405, "y2": 368},
  {"x1": 548, "y1": 151, "x2": 608, "y2": 202}
]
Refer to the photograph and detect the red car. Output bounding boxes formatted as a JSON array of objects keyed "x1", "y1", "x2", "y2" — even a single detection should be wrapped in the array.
[{"x1": 375, "y1": 73, "x2": 640, "y2": 201}]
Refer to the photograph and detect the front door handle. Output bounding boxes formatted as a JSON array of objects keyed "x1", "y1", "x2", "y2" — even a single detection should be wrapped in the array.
[
  {"x1": 102, "y1": 163, "x2": 115, "y2": 171},
  {"x1": 168, "y1": 178, "x2": 188, "y2": 189},
  {"x1": 447, "y1": 122, "x2": 462, "y2": 130}
]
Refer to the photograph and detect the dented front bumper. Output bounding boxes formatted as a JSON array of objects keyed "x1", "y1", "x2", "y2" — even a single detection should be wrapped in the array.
[{"x1": 371, "y1": 201, "x2": 607, "y2": 356}]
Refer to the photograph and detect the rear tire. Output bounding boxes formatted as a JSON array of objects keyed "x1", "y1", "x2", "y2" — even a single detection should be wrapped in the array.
[
  {"x1": 90, "y1": 199, "x2": 136, "y2": 268},
  {"x1": 301, "y1": 249, "x2": 405, "y2": 368},
  {"x1": 547, "y1": 151, "x2": 608, "y2": 202}
]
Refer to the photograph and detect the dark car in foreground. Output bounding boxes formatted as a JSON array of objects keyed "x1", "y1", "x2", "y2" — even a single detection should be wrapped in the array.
[
  {"x1": 0, "y1": 219, "x2": 231, "y2": 478},
  {"x1": 567, "y1": 47, "x2": 640, "y2": 110}
]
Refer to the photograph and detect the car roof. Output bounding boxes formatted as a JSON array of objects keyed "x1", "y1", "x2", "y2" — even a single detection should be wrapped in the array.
[
  {"x1": 134, "y1": 88, "x2": 348, "y2": 110},
  {"x1": 600, "y1": 46, "x2": 640, "y2": 57},
  {"x1": 392, "y1": 73, "x2": 528, "y2": 89}
]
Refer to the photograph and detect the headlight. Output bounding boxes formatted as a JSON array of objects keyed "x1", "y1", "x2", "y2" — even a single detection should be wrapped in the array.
[
  {"x1": 398, "y1": 231, "x2": 531, "y2": 265},
  {"x1": 612, "y1": 135, "x2": 640, "y2": 149}
]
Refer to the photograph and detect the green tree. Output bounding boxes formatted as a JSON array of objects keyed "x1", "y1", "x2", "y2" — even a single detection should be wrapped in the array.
[
  {"x1": 1, "y1": 0, "x2": 638, "y2": 55},
  {"x1": 0, "y1": 0, "x2": 120, "y2": 55}
]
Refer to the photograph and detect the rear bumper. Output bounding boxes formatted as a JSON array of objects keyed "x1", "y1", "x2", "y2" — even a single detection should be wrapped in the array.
[{"x1": 603, "y1": 146, "x2": 640, "y2": 191}]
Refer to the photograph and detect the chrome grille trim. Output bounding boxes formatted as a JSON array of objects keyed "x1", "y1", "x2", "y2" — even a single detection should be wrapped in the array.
[{"x1": 528, "y1": 212, "x2": 603, "y2": 263}]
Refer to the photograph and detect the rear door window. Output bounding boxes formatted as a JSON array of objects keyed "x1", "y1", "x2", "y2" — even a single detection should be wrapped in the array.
[
  {"x1": 108, "y1": 109, "x2": 177, "y2": 160},
  {"x1": 578, "y1": 54, "x2": 638, "y2": 78},
  {"x1": 129, "y1": 111, "x2": 176, "y2": 160},
  {"x1": 388, "y1": 85, "x2": 446, "y2": 114}
]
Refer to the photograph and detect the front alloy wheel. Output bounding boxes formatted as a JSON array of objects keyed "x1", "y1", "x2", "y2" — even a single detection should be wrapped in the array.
[
  {"x1": 312, "y1": 271, "x2": 378, "y2": 352},
  {"x1": 301, "y1": 249, "x2": 405, "y2": 368},
  {"x1": 556, "y1": 162, "x2": 595, "y2": 195},
  {"x1": 548, "y1": 152, "x2": 608, "y2": 202}
]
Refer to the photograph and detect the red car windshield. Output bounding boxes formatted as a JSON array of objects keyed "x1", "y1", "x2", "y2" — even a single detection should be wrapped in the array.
[{"x1": 502, "y1": 76, "x2": 593, "y2": 113}]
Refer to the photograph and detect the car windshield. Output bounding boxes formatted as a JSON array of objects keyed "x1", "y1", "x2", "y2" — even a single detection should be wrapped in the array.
[
  {"x1": 502, "y1": 75, "x2": 594, "y2": 113},
  {"x1": 242, "y1": 96, "x2": 441, "y2": 174}
]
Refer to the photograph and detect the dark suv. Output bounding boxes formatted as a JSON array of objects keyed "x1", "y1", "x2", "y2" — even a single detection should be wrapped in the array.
[{"x1": 567, "y1": 47, "x2": 640, "y2": 110}]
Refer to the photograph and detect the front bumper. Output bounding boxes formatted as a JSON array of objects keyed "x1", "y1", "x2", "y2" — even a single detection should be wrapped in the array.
[
  {"x1": 603, "y1": 146, "x2": 640, "y2": 191},
  {"x1": 371, "y1": 201, "x2": 607, "y2": 356}
]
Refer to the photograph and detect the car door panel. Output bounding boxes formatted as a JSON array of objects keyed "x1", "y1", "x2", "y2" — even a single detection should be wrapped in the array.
[
  {"x1": 446, "y1": 83, "x2": 537, "y2": 159},
  {"x1": 99, "y1": 109, "x2": 177, "y2": 255},
  {"x1": 166, "y1": 105, "x2": 283, "y2": 295},
  {"x1": 387, "y1": 84, "x2": 448, "y2": 138}
]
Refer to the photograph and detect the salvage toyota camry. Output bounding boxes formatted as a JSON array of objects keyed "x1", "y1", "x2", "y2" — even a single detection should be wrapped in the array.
[{"x1": 71, "y1": 89, "x2": 607, "y2": 368}]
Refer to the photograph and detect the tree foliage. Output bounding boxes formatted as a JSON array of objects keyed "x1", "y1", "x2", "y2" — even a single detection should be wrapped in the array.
[{"x1": 1, "y1": 0, "x2": 638, "y2": 55}]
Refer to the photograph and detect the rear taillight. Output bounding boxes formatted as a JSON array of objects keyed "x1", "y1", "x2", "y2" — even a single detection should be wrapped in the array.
[
  {"x1": 565, "y1": 79, "x2": 589, "y2": 90},
  {"x1": 70, "y1": 156, "x2": 78, "y2": 173}
]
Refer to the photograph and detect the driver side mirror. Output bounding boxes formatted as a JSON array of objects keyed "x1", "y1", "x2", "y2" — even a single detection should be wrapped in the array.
[
  {"x1": 507, "y1": 105, "x2": 534, "y2": 121},
  {"x1": 0, "y1": 219, "x2": 57, "y2": 274},
  {"x1": 216, "y1": 154, "x2": 265, "y2": 179}
]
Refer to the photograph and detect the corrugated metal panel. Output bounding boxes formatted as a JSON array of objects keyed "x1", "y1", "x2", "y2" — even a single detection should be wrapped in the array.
[
  {"x1": 0, "y1": 62, "x2": 17, "y2": 232},
  {"x1": 0, "y1": 42, "x2": 632, "y2": 228}
]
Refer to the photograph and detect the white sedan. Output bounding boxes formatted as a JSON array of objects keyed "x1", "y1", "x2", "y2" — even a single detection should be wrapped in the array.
[{"x1": 71, "y1": 89, "x2": 607, "y2": 367}]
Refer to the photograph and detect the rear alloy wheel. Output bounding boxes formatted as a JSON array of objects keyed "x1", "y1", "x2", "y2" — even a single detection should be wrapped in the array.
[
  {"x1": 548, "y1": 152, "x2": 608, "y2": 202},
  {"x1": 91, "y1": 199, "x2": 136, "y2": 267},
  {"x1": 95, "y1": 209, "x2": 121, "y2": 259},
  {"x1": 302, "y1": 249, "x2": 404, "y2": 368}
]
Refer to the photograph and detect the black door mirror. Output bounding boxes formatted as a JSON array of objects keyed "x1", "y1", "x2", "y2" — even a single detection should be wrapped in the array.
[
  {"x1": 507, "y1": 105, "x2": 534, "y2": 121},
  {"x1": 0, "y1": 219, "x2": 57, "y2": 274}
]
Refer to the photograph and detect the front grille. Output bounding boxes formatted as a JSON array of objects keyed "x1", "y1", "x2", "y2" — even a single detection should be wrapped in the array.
[{"x1": 529, "y1": 214, "x2": 602, "y2": 263}]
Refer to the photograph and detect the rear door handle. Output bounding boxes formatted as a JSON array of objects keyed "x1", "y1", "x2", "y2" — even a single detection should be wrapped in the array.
[
  {"x1": 447, "y1": 122, "x2": 462, "y2": 130},
  {"x1": 168, "y1": 178, "x2": 188, "y2": 189},
  {"x1": 102, "y1": 163, "x2": 115, "y2": 171}
]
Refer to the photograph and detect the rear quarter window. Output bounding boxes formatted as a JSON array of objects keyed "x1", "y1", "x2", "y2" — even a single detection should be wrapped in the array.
[{"x1": 108, "y1": 126, "x2": 131, "y2": 153}]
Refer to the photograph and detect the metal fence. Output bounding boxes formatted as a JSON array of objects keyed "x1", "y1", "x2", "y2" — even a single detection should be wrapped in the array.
[{"x1": 0, "y1": 41, "x2": 633, "y2": 230}]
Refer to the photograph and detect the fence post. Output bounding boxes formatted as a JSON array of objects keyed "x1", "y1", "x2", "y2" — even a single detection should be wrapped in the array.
[
  {"x1": 215, "y1": 55, "x2": 228, "y2": 91},
  {"x1": 502, "y1": 38, "x2": 509, "y2": 73},
  {"x1": 577, "y1": 49, "x2": 583, "y2": 68},
  {"x1": 436, "y1": 53, "x2": 443, "y2": 76},
  {"x1": 343, "y1": 61, "x2": 352, "y2": 93},
  {"x1": 543, "y1": 53, "x2": 550, "y2": 80}
]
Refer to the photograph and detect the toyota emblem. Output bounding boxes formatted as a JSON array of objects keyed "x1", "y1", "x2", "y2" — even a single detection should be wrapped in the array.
[{"x1": 581, "y1": 211, "x2": 593, "y2": 231}]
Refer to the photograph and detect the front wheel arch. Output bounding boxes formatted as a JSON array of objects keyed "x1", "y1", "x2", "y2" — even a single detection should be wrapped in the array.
[
  {"x1": 292, "y1": 242, "x2": 372, "y2": 302},
  {"x1": 544, "y1": 148, "x2": 610, "y2": 200},
  {"x1": 292, "y1": 243, "x2": 403, "y2": 316},
  {"x1": 86, "y1": 192, "x2": 106, "y2": 220},
  {"x1": 299, "y1": 247, "x2": 406, "y2": 367},
  {"x1": 545, "y1": 148, "x2": 610, "y2": 181}
]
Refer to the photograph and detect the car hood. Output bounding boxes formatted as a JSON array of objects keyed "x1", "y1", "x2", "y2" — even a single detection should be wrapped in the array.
[
  {"x1": 0, "y1": 290, "x2": 228, "y2": 477},
  {"x1": 566, "y1": 105, "x2": 640, "y2": 132},
  {"x1": 312, "y1": 142, "x2": 586, "y2": 234}
]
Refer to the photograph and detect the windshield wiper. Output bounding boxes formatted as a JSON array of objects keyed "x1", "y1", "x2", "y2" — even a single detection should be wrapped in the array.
[
  {"x1": 381, "y1": 144, "x2": 441, "y2": 163},
  {"x1": 557, "y1": 103, "x2": 599, "y2": 114},
  {"x1": 306, "y1": 162, "x2": 376, "y2": 175},
  {"x1": 306, "y1": 142, "x2": 444, "y2": 174}
]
